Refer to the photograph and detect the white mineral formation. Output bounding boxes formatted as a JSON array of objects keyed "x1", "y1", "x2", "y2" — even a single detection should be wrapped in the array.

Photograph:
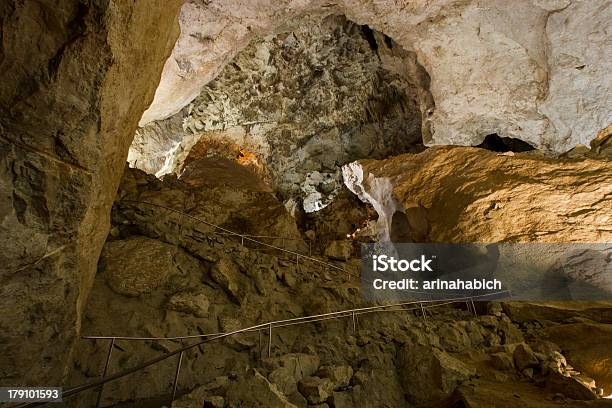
[{"x1": 342, "y1": 161, "x2": 404, "y2": 242}]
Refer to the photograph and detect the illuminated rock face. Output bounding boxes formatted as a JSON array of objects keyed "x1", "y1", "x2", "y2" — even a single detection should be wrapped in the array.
[
  {"x1": 344, "y1": 146, "x2": 612, "y2": 243},
  {"x1": 0, "y1": 0, "x2": 610, "y2": 392},
  {"x1": 0, "y1": 0, "x2": 183, "y2": 385},
  {"x1": 142, "y1": 0, "x2": 611, "y2": 153},
  {"x1": 131, "y1": 15, "x2": 428, "y2": 210}
]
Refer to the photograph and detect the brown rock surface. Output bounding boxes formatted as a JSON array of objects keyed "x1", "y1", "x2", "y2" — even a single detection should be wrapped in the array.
[
  {"x1": 344, "y1": 146, "x2": 612, "y2": 243},
  {"x1": 0, "y1": 0, "x2": 183, "y2": 385},
  {"x1": 143, "y1": 1, "x2": 612, "y2": 153},
  {"x1": 398, "y1": 344, "x2": 476, "y2": 405},
  {"x1": 226, "y1": 369, "x2": 298, "y2": 408},
  {"x1": 542, "y1": 323, "x2": 612, "y2": 393},
  {"x1": 100, "y1": 237, "x2": 181, "y2": 297}
]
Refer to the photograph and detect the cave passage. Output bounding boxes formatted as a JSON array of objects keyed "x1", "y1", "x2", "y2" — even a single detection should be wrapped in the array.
[
  {"x1": 128, "y1": 15, "x2": 433, "y2": 215},
  {"x1": 476, "y1": 133, "x2": 536, "y2": 153}
]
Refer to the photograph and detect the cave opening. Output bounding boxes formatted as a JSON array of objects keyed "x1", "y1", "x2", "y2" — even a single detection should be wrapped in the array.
[{"x1": 476, "y1": 133, "x2": 536, "y2": 153}]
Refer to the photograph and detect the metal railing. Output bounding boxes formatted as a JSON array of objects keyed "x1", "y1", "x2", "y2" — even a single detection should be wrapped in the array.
[
  {"x1": 119, "y1": 199, "x2": 360, "y2": 278},
  {"x1": 12, "y1": 200, "x2": 509, "y2": 407},
  {"x1": 12, "y1": 291, "x2": 508, "y2": 408}
]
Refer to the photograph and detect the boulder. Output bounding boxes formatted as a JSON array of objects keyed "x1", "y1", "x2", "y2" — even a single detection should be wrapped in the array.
[
  {"x1": 513, "y1": 343, "x2": 539, "y2": 371},
  {"x1": 210, "y1": 256, "x2": 247, "y2": 305},
  {"x1": 540, "y1": 351, "x2": 567, "y2": 375},
  {"x1": 316, "y1": 365, "x2": 353, "y2": 389},
  {"x1": 167, "y1": 290, "x2": 210, "y2": 317},
  {"x1": 218, "y1": 317, "x2": 254, "y2": 350},
  {"x1": 101, "y1": 237, "x2": 180, "y2": 297},
  {"x1": 298, "y1": 376, "x2": 334, "y2": 404},
  {"x1": 330, "y1": 391, "x2": 354, "y2": 408},
  {"x1": 478, "y1": 315, "x2": 499, "y2": 329},
  {"x1": 398, "y1": 345, "x2": 476, "y2": 405},
  {"x1": 487, "y1": 302, "x2": 503, "y2": 317},
  {"x1": 265, "y1": 354, "x2": 320, "y2": 395},
  {"x1": 543, "y1": 323, "x2": 612, "y2": 392},
  {"x1": 490, "y1": 353, "x2": 515, "y2": 371},
  {"x1": 226, "y1": 369, "x2": 298, "y2": 408},
  {"x1": 203, "y1": 396, "x2": 225, "y2": 408},
  {"x1": 498, "y1": 319, "x2": 524, "y2": 344},
  {"x1": 545, "y1": 372, "x2": 598, "y2": 401},
  {"x1": 324, "y1": 240, "x2": 353, "y2": 261},
  {"x1": 438, "y1": 323, "x2": 472, "y2": 352}
]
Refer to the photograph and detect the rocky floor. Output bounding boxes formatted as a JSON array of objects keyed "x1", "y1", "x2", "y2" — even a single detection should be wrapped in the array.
[{"x1": 64, "y1": 165, "x2": 612, "y2": 407}]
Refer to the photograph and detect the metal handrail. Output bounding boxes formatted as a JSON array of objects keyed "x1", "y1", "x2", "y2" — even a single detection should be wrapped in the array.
[
  {"x1": 119, "y1": 200, "x2": 434, "y2": 293},
  {"x1": 215, "y1": 232, "x2": 304, "y2": 240},
  {"x1": 14, "y1": 291, "x2": 508, "y2": 407},
  {"x1": 119, "y1": 199, "x2": 360, "y2": 278},
  {"x1": 12, "y1": 201, "x2": 510, "y2": 407}
]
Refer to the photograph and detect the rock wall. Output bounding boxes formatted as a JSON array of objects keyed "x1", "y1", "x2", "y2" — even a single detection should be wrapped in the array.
[
  {"x1": 0, "y1": 0, "x2": 183, "y2": 385},
  {"x1": 142, "y1": 0, "x2": 611, "y2": 153},
  {"x1": 343, "y1": 146, "x2": 612, "y2": 243},
  {"x1": 131, "y1": 15, "x2": 429, "y2": 211},
  {"x1": 69, "y1": 166, "x2": 612, "y2": 406}
]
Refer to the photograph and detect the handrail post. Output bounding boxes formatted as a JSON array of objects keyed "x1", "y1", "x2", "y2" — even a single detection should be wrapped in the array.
[
  {"x1": 241, "y1": 235, "x2": 244, "y2": 247},
  {"x1": 268, "y1": 323, "x2": 272, "y2": 358},
  {"x1": 95, "y1": 337, "x2": 115, "y2": 408},
  {"x1": 419, "y1": 303, "x2": 428, "y2": 326},
  {"x1": 470, "y1": 298, "x2": 477, "y2": 317},
  {"x1": 258, "y1": 329, "x2": 262, "y2": 359},
  {"x1": 296, "y1": 254, "x2": 299, "y2": 272},
  {"x1": 351, "y1": 311, "x2": 356, "y2": 333},
  {"x1": 171, "y1": 351, "x2": 184, "y2": 404}
]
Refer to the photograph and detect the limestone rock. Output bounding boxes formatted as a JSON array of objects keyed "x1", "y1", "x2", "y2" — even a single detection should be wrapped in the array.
[
  {"x1": 167, "y1": 290, "x2": 210, "y2": 317},
  {"x1": 203, "y1": 396, "x2": 225, "y2": 408},
  {"x1": 343, "y1": 146, "x2": 612, "y2": 243},
  {"x1": 540, "y1": 351, "x2": 567, "y2": 375},
  {"x1": 211, "y1": 256, "x2": 247, "y2": 305},
  {"x1": 143, "y1": 0, "x2": 610, "y2": 153},
  {"x1": 513, "y1": 343, "x2": 539, "y2": 371},
  {"x1": 100, "y1": 237, "x2": 179, "y2": 297},
  {"x1": 226, "y1": 369, "x2": 298, "y2": 408},
  {"x1": 298, "y1": 376, "x2": 334, "y2": 404},
  {"x1": 491, "y1": 352, "x2": 515, "y2": 371},
  {"x1": 591, "y1": 124, "x2": 612, "y2": 155},
  {"x1": 115, "y1": 165, "x2": 306, "y2": 253},
  {"x1": 545, "y1": 372, "x2": 598, "y2": 401},
  {"x1": 498, "y1": 319, "x2": 524, "y2": 344},
  {"x1": 137, "y1": 15, "x2": 426, "y2": 205},
  {"x1": 0, "y1": 0, "x2": 183, "y2": 384},
  {"x1": 171, "y1": 385, "x2": 224, "y2": 408},
  {"x1": 264, "y1": 354, "x2": 320, "y2": 395},
  {"x1": 398, "y1": 345, "x2": 476, "y2": 405},
  {"x1": 487, "y1": 302, "x2": 504, "y2": 317},
  {"x1": 438, "y1": 323, "x2": 472, "y2": 352},
  {"x1": 316, "y1": 365, "x2": 353, "y2": 389},
  {"x1": 324, "y1": 240, "x2": 353, "y2": 261},
  {"x1": 330, "y1": 391, "x2": 354, "y2": 408},
  {"x1": 479, "y1": 316, "x2": 499, "y2": 329},
  {"x1": 543, "y1": 323, "x2": 612, "y2": 392},
  {"x1": 218, "y1": 316, "x2": 254, "y2": 351}
]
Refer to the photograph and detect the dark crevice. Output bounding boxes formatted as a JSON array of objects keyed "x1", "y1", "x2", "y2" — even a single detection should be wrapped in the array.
[
  {"x1": 383, "y1": 33, "x2": 394, "y2": 49},
  {"x1": 360, "y1": 24, "x2": 378, "y2": 52},
  {"x1": 476, "y1": 133, "x2": 536, "y2": 153}
]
